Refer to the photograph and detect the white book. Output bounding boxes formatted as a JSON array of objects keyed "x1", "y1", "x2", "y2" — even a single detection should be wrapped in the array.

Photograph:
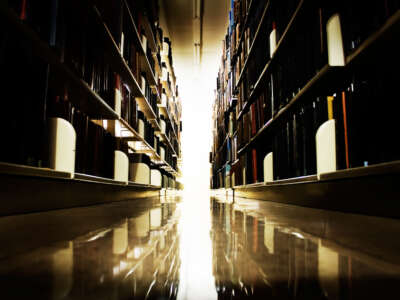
[{"x1": 326, "y1": 14, "x2": 345, "y2": 66}]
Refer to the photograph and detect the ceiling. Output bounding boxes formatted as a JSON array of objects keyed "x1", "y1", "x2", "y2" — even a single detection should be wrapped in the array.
[{"x1": 160, "y1": 0, "x2": 230, "y2": 80}]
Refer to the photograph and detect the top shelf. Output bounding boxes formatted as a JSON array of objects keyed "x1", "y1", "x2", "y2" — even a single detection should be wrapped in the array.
[
  {"x1": 0, "y1": 6, "x2": 119, "y2": 120},
  {"x1": 161, "y1": 54, "x2": 177, "y2": 95},
  {"x1": 122, "y1": 1, "x2": 159, "y2": 90},
  {"x1": 236, "y1": 0, "x2": 305, "y2": 121},
  {"x1": 235, "y1": 0, "x2": 270, "y2": 90},
  {"x1": 93, "y1": 6, "x2": 161, "y2": 131},
  {"x1": 236, "y1": 10, "x2": 400, "y2": 155},
  {"x1": 158, "y1": 105, "x2": 179, "y2": 142},
  {"x1": 231, "y1": 0, "x2": 254, "y2": 63},
  {"x1": 141, "y1": 13, "x2": 158, "y2": 54},
  {"x1": 119, "y1": 119, "x2": 178, "y2": 175}
]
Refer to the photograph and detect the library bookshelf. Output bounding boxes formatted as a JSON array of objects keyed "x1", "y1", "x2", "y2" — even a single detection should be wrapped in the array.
[
  {"x1": 210, "y1": 0, "x2": 400, "y2": 217},
  {"x1": 0, "y1": 0, "x2": 183, "y2": 212}
]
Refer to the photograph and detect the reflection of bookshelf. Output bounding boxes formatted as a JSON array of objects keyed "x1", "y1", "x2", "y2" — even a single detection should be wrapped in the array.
[
  {"x1": 211, "y1": 198, "x2": 400, "y2": 299},
  {"x1": 210, "y1": 1, "x2": 400, "y2": 214},
  {"x1": 0, "y1": 0, "x2": 183, "y2": 209}
]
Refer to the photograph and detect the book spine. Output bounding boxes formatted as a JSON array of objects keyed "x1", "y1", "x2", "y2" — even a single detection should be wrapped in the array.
[{"x1": 252, "y1": 148, "x2": 257, "y2": 183}]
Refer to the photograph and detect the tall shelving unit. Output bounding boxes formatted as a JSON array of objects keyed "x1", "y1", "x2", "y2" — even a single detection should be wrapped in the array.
[
  {"x1": 0, "y1": 0, "x2": 182, "y2": 215},
  {"x1": 210, "y1": 0, "x2": 400, "y2": 217}
]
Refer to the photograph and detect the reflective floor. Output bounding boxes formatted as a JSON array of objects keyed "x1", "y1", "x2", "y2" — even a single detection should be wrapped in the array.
[{"x1": 1, "y1": 193, "x2": 400, "y2": 299}]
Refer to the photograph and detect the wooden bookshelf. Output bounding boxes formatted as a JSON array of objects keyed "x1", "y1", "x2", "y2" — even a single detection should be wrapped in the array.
[
  {"x1": 0, "y1": 0, "x2": 182, "y2": 204},
  {"x1": 92, "y1": 2, "x2": 181, "y2": 174},
  {"x1": 346, "y1": 10, "x2": 400, "y2": 67},
  {"x1": 161, "y1": 53, "x2": 177, "y2": 96},
  {"x1": 237, "y1": 64, "x2": 340, "y2": 155},
  {"x1": 231, "y1": 0, "x2": 254, "y2": 61},
  {"x1": 119, "y1": 119, "x2": 178, "y2": 174},
  {"x1": 122, "y1": 1, "x2": 159, "y2": 90},
  {"x1": 235, "y1": 0, "x2": 271, "y2": 89},
  {"x1": 158, "y1": 132, "x2": 178, "y2": 158},
  {"x1": 211, "y1": 0, "x2": 400, "y2": 209},
  {"x1": 236, "y1": 10, "x2": 400, "y2": 156},
  {"x1": 0, "y1": 6, "x2": 118, "y2": 120},
  {"x1": 236, "y1": 0, "x2": 305, "y2": 121},
  {"x1": 93, "y1": 6, "x2": 161, "y2": 128},
  {"x1": 0, "y1": 162, "x2": 161, "y2": 216},
  {"x1": 233, "y1": 160, "x2": 400, "y2": 219},
  {"x1": 140, "y1": 12, "x2": 158, "y2": 54},
  {"x1": 158, "y1": 105, "x2": 179, "y2": 142}
]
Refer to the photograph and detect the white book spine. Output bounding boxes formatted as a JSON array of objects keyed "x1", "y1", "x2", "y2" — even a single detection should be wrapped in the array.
[
  {"x1": 316, "y1": 119, "x2": 337, "y2": 177},
  {"x1": 326, "y1": 14, "x2": 345, "y2": 66},
  {"x1": 49, "y1": 118, "x2": 76, "y2": 177},
  {"x1": 263, "y1": 152, "x2": 274, "y2": 183},
  {"x1": 269, "y1": 28, "x2": 277, "y2": 58},
  {"x1": 142, "y1": 34, "x2": 147, "y2": 54},
  {"x1": 120, "y1": 32, "x2": 125, "y2": 56},
  {"x1": 151, "y1": 169, "x2": 162, "y2": 187},
  {"x1": 114, "y1": 150, "x2": 129, "y2": 184},
  {"x1": 129, "y1": 162, "x2": 150, "y2": 184}
]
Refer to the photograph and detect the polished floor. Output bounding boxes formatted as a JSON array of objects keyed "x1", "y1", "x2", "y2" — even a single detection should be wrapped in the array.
[{"x1": 1, "y1": 193, "x2": 400, "y2": 299}]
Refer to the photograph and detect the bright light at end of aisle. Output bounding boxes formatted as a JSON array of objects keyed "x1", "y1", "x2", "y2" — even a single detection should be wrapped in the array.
[{"x1": 180, "y1": 63, "x2": 217, "y2": 195}]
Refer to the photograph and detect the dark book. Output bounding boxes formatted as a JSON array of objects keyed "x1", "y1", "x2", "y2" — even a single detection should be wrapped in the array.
[
  {"x1": 0, "y1": 34, "x2": 51, "y2": 167},
  {"x1": 95, "y1": 0, "x2": 124, "y2": 49},
  {"x1": 257, "y1": 92, "x2": 265, "y2": 130},
  {"x1": 72, "y1": 110, "x2": 88, "y2": 174},
  {"x1": 250, "y1": 102, "x2": 257, "y2": 136},
  {"x1": 252, "y1": 148, "x2": 258, "y2": 183},
  {"x1": 292, "y1": 112, "x2": 300, "y2": 177}
]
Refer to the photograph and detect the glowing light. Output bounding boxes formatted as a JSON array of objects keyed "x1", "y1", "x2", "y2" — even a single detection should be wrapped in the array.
[
  {"x1": 134, "y1": 247, "x2": 143, "y2": 259},
  {"x1": 292, "y1": 232, "x2": 305, "y2": 239}
]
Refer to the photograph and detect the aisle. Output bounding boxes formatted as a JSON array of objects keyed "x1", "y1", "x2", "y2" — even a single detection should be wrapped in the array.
[
  {"x1": 177, "y1": 190, "x2": 218, "y2": 300},
  {"x1": 1, "y1": 194, "x2": 400, "y2": 299}
]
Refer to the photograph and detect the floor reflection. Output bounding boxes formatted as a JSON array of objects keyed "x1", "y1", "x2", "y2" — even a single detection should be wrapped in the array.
[
  {"x1": 211, "y1": 197, "x2": 400, "y2": 300},
  {"x1": 2, "y1": 195, "x2": 400, "y2": 299},
  {"x1": 0, "y1": 198, "x2": 181, "y2": 300}
]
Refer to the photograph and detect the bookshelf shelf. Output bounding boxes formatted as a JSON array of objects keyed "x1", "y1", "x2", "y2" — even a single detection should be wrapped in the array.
[
  {"x1": 0, "y1": 6, "x2": 118, "y2": 120},
  {"x1": 218, "y1": 134, "x2": 229, "y2": 154},
  {"x1": 345, "y1": 10, "x2": 400, "y2": 67},
  {"x1": 237, "y1": 64, "x2": 339, "y2": 155},
  {"x1": 158, "y1": 132, "x2": 178, "y2": 158},
  {"x1": 235, "y1": 0, "x2": 271, "y2": 89},
  {"x1": 141, "y1": 13, "x2": 158, "y2": 54},
  {"x1": 0, "y1": 161, "x2": 163, "y2": 187},
  {"x1": 118, "y1": 118, "x2": 178, "y2": 175},
  {"x1": 161, "y1": 54, "x2": 177, "y2": 95},
  {"x1": 236, "y1": 11, "x2": 400, "y2": 156},
  {"x1": 161, "y1": 80, "x2": 173, "y2": 99},
  {"x1": 153, "y1": 53, "x2": 162, "y2": 77},
  {"x1": 158, "y1": 105, "x2": 179, "y2": 143},
  {"x1": 0, "y1": 162, "x2": 161, "y2": 216},
  {"x1": 231, "y1": 0, "x2": 254, "y2": 62},
  {"x1": 211, "y1": 0, "x2": 400, "y2": 195},
  {"x1": 1, "y1": 0, "x2": 182, "y2": 193},
  {"x1": 122, "y1": 1, "x2": 159, "y2": 89},
  {"x1": 232, "y1": 160, "x2": 400, "y2": 218},
  {"x1": 236, "y1": 0, "x2": 305, "y2": 121},
  {"x1": 94, "y1": 6, "x2": 161, "y2": 128}
]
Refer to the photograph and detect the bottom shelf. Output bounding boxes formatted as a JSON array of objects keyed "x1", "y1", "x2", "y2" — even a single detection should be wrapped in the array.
[
  {"x1": 215, "y1": 161, "x2": 400, "y2": 219},
  {"x1": 0, "y1": 162, "x2": 162, "y2": 216}
]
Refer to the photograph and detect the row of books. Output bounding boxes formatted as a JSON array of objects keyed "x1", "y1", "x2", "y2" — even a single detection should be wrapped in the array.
[
  {"x1": 2, "y1": 0, "x2": 181, "y2": 180},
  {"x1": 235, "y1": 1, "x2": 327, "y2": 116},
  {"x1": 0, "y1": 31, "x2": 177, "y2": 174},
  {"x1": 211, "y1": 0, "x2": 399, "y2": 188},
  {"x1": 216, "y1": 59, "x2": 400, "y2": 187},
  {"x1": 339, "y1": 0, "x2": 399, "y2": 57},
  {"x1": 236, "y1": 0, "x2": 400, "y2": 118}
]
